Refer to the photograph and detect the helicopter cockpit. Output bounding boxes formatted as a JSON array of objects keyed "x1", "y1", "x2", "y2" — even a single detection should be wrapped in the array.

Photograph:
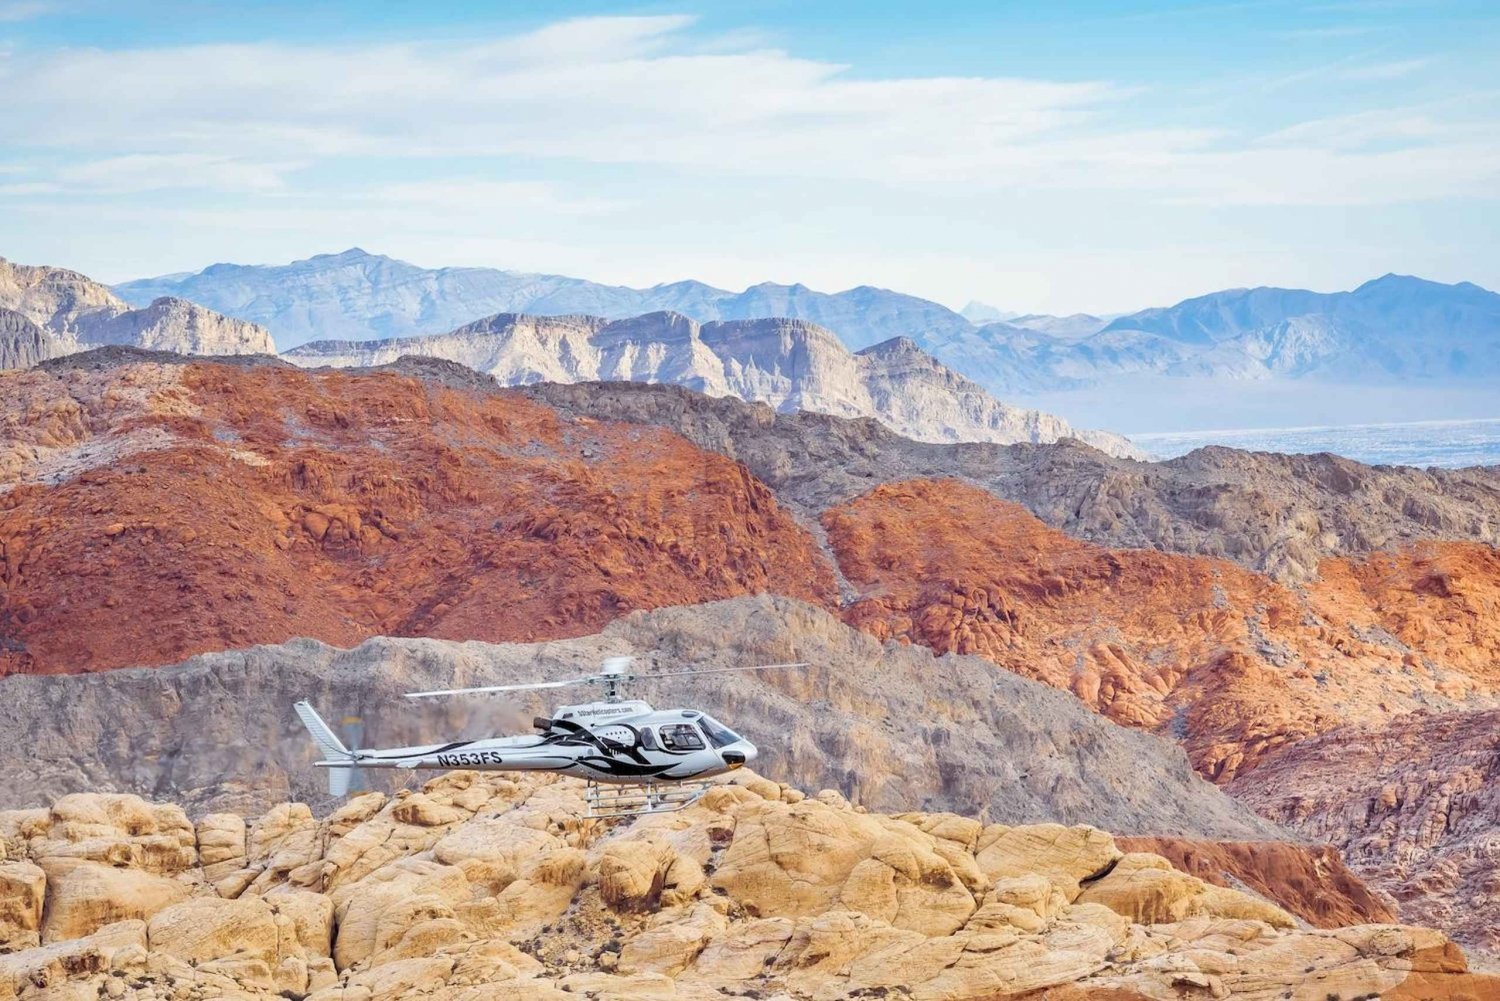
[{"x1": 697, "y1": 715, "x2": 744, "y2": 748}]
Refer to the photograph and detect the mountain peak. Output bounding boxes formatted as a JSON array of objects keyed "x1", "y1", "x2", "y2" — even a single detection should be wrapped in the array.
[
  {"x1": 858, "y1": 335, "x2": 924, "y2": 356},
  {"x1": 317, "y1": 247, "x2": 380, "y2": 262},
  {"x1": 1351, "y1": 273, "x2": 1449, "y2": 295}
]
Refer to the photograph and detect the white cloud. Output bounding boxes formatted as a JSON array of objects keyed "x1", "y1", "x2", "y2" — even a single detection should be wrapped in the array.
[
  {"x1": 1, "y1": 12, "x2": 1496, "y2": 315},
  {"x1": 1, "y1": 15, "x2": 1491, "y2": 208},
  {"x1": 1339, "y1": 57, "x2": 1432, "y2": 80},
  {"x1": 54, "y1": 154, "x2": 292, "y2": 193},
  {"x1": 365, "y1": 180, "x2": 625, "y2": 216}
]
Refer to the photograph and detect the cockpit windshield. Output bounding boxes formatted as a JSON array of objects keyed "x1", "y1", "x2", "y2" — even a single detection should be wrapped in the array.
[{"x1": 698, "y1": 715, "x2": 742, "y2": 749}]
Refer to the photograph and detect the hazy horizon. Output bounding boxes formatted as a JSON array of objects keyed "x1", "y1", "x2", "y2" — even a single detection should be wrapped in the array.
[{"x1": 102, "y1": 244, "x2": 1498, "y2": 320}]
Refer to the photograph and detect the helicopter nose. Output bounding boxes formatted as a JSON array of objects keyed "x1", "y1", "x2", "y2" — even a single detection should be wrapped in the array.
[{"x1": 721, "y1": 742, "x2": 757, "y2": 769}]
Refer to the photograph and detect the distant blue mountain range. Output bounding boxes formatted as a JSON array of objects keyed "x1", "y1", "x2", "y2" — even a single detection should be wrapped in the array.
[
  {"x1": 116, "y1": 248, "x2": 971, "y2": 352},
  {"x1": 117, "y1": 251, "x2": 1500, "y2": 400},
  {"x1": 954, "y1": 274, "x2": 1500, "y2": 393}
]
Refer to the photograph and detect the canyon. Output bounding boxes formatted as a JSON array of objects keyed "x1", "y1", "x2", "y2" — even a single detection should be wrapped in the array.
[{"x1": 2, "y1": 349, "x2": 1500, "y2": 975}]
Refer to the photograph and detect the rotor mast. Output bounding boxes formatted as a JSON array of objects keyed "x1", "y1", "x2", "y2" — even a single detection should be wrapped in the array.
[{"x1": 597, "y1": 656, "x2": 633, "y2": 702}]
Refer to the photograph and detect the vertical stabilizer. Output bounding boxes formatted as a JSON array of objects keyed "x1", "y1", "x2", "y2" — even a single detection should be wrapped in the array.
[{"x1": 294, "y1": 700, "x2": 355, "y2": 795}]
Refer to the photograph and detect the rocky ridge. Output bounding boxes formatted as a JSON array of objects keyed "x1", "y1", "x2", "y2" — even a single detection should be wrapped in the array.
[
  {"x1": 284, "y1": 312, "x2": 1140, "y2": 456},
  {"x1": 5, "y1": 351, "x2": 1500, "y2": 963},
  {"x1": 0, "y1": 358, "x2": 835, "y2": 674},
  {"x1": 821, "y1": 478, "x2": 1500, "y2": 782},
  {"x1": 1, "y1": 773, "x2": 1494, "y2": 1001},
  {"x1": 0, "y1": 257, "x2": 275, "y2": 360},
  {"x1": 522, "y1": 380, "x2": 1500, "y2": 582}
]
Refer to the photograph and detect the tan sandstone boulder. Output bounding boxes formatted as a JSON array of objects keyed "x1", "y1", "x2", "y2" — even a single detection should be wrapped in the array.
[
  {"x1": 0, "y1": 772, "x2": 1495, "y2": 1001},
  {"x1": 974, "y1": 824, "x2": 1121, "y2": 902},
  {"x1": 0, "y1": 861, "x2": 45, "y2": 951},
  {"x1": 709, "y1": 796, "x2": 978, "y2": 934},
  {"x1": 38, "y1": 859, "x2": 190, "y2": 943}
]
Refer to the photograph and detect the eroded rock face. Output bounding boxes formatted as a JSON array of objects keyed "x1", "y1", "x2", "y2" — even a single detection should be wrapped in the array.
[
  {"x1": 0, "y1": 596, "x2": 1281, "y2": 841},
  {"x1": 524, "y1": 379, "x2": 1500, "y2": 583},
  {"x1": 0, "y1": 258, "x2": 274, "y2": 358},
  {"x1": 284, "y1": 312, "x2": 1141, "y2": 457},
  {"x1": 823, "y1": 478, "x2": 1500, "y2": 783},
  {"x1": 0, "y1": 775, "x2": 1490, "y2": 1001},
  {"x1": 1230, "y1": 708, "x2": 1500, "y2": 965},
  {"x1": 1114, "y1": 837, "x2": 1396, "y2": 930},
  {"x1": 0, "y1": 311, "x2": 56, "y2": 371}
]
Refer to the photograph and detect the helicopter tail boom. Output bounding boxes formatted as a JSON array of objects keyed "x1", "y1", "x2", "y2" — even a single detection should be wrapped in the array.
[{"x1": 294, "y1": 700, "x2": 356, "y2": 796}]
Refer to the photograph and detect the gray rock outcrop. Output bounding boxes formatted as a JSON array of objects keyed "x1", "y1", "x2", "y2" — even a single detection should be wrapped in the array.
[
  {"x1": 0, "y1": 309, "x2": 56, "y2": 369},
  {"x1": 522, "y1": 380, "x2": 1500, "y2": 582},
  {"x1": 0, "y1": 595, "x2": 1282, "y2": 841},
  {"x1": 0, "y1": 257, "x2": 275, "y2": 357}
]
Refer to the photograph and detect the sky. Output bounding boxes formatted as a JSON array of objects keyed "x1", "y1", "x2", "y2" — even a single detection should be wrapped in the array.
[{"x1": 1, "y1": 0, "x2": 1497, "y2": 315}]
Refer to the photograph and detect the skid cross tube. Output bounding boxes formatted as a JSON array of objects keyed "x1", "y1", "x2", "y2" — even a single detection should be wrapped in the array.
[{"x1": 585, "y1": 779, "x2": 711, "y2": 820}]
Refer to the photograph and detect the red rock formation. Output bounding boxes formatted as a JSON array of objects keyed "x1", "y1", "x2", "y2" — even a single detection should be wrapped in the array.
[
  {"x1": 1114, "y1": 837, "x2": 1395, "y2": 929},
  {"x1": 822, "y1": 478, "x2": 1500, "y2": 783},
  {"x1": 1310, "y1": 541, "x2": 1500, "y2": 690},
  {"x1": 0, "y1": 362, "x2": 837, "y2": 674}
]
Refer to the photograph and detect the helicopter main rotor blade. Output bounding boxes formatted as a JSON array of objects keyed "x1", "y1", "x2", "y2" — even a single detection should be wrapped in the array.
[
  {"x1": 639, "y1": 661, "x2": 809, "y2": 679},
  {"x1": 404, "y1": 677, "x2": 592, "y2": 699}
]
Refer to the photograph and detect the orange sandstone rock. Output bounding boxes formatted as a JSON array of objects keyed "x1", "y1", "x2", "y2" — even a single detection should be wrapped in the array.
[
  {"x1": 822, "y1": 479, "x2": 1500, "y2": 783},
  {"x1": 0, "y1": 362, "x2": 837, "y2": 674}
]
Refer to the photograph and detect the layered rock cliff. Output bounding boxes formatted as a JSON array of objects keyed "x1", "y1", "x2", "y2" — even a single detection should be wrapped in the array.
[
  {"x1": 284, "y1": 312, "x2": 1140, "y2": 456},
  {"x1": 0, "y1": 257, "x2": 275, "y2": 359},
  {"x1": 0, "y1": 310, "x2": 55, "y2": 370},
  {"x1": 2, "y1": 775, "x2": 1493, "y2": 1001}
]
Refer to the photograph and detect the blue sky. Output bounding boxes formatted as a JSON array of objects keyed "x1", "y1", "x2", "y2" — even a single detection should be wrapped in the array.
[{"x1": 1, "y1": 0, "x2": 1496, "y2": 313}]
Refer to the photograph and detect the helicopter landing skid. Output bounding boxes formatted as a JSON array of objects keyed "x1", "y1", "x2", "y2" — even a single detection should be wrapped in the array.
[{"x1": 585, "y1": 779, "x2": 712, "y2": 820}]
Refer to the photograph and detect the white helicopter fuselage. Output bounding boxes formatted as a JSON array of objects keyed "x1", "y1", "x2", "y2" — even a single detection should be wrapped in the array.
[{"x1": 296, "y1": 699, "x2": 757, "y2": 791}]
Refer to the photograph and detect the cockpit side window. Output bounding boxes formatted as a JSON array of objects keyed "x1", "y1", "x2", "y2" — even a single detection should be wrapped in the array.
[
  {"x1": 698, "y1": 716, "x2": 742, "y2": 749},
  {"x1": 659, "y1": 723, "x2": 705, "y2": 751}
]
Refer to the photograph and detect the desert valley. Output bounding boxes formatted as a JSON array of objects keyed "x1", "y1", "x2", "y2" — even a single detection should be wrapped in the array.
[{"x1": 0, "y1": 244, "x2": 1498, "y2": 1001}]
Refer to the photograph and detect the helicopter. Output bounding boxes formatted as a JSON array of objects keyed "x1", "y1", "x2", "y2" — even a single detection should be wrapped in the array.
[{"x1": 294, "y1": 656, "x2": 806, "y2": 818}]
